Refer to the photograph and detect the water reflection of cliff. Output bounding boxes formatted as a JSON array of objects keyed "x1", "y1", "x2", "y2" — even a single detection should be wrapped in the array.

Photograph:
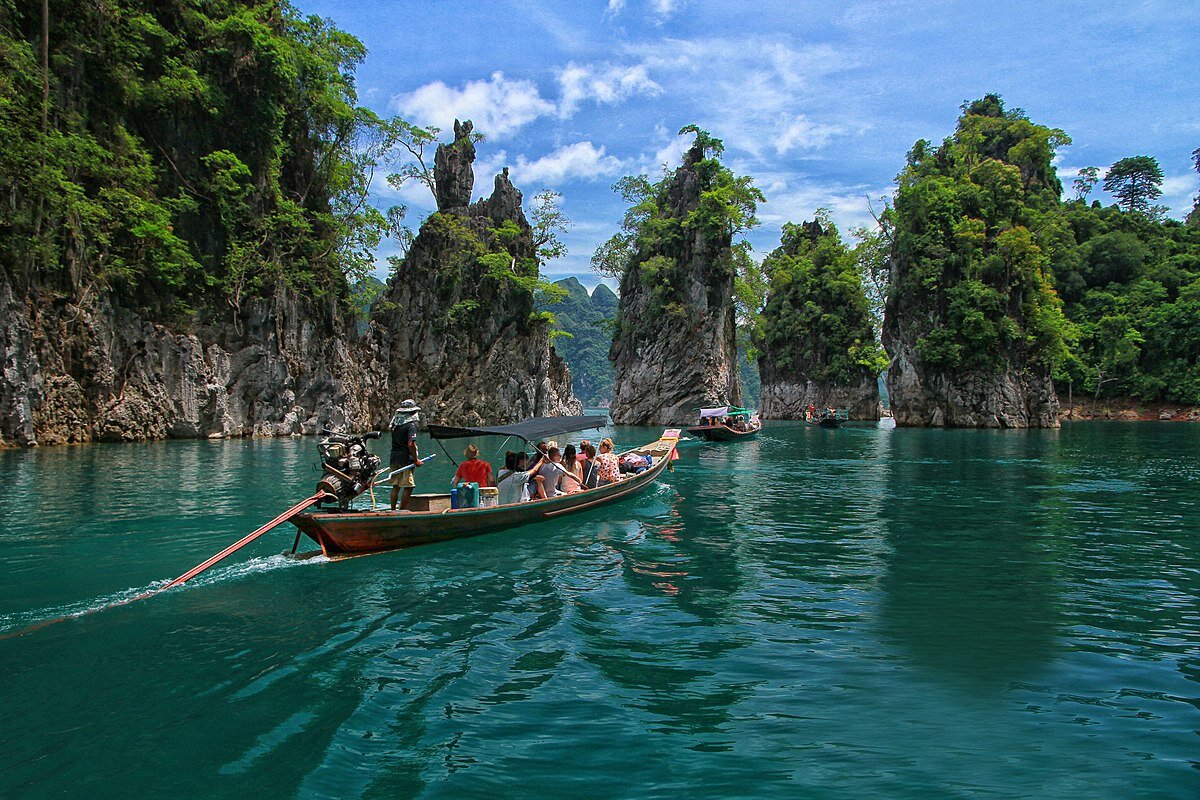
[
  {"x1": 573, "y1": 476, "x2": 754, "y2": 737},
  {"x1": 876, "y1": 429, "x2": 1061, "y2": 684}
]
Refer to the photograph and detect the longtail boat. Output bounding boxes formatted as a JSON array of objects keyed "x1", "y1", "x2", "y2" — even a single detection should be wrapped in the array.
[
  {"x1": 803, "y1": 408, "x2": 849, "y2": 429},
  {"x1": 686, "y1": 405, "x2": 761, "y2": 442},
  {"x1": 290, "y1": 416, "x2": 680, "y2": 555}
]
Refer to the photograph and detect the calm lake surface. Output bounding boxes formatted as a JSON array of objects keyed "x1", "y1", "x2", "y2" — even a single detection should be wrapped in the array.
[{"x1": 1, "y1": 421, "x2": 1198, "y2": 799}]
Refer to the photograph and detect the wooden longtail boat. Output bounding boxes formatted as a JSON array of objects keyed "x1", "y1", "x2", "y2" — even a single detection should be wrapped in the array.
[
  {"x1": 291, "y1": 417, "x2": 680, "y2": 555},
  {"x1": 686, "y1": 405, "x2": 761, "y2": 442},
  {"x1": 803, "y1": 408, "x2": 848, "y2": 429}
]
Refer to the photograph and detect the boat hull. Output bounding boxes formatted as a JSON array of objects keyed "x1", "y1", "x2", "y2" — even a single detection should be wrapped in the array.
[
  {"x1": 686, "y1": 424, "x2": 759, "y2": 441},
  {"x1": 292, "y1": 438, "x2": 676, "y2": 555}
]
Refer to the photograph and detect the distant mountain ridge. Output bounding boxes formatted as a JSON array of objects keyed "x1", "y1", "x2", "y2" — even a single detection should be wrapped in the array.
[{"x1": 552, "y1": 278, "x2": 617, "y2": 406}]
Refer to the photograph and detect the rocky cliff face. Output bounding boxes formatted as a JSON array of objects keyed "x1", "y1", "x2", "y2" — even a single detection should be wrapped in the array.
[
  {"x1": 608, "y1": 142, "x2": 740, "y2": 425},
  {"x1": 0, "y1": 269, "x2": 369, "y2": 447},
  {"x1": 759, "y1": 376, "x2": 880, "y2": 420},
  {"x1": 0, "y1": 119, "x2": 581, "y2": 448},
  {"x1": 364, "y1": 121, "x2": 580, "y2": 426},
  {"x1": 881, "y1": 95, "x2": 1064, "y2": 429},
  {"x1": 882, "y1": 334, "x2": 1059, "y2": 427}
]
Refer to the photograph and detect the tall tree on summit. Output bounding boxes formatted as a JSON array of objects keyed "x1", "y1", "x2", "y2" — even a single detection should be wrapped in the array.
[{"x1": 1103, "y1": 156, "x2": 1164, "y2": 215}]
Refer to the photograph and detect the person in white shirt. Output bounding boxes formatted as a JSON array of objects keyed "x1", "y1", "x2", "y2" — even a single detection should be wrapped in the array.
[{"x1": 496, "y1": 451, "x2": 545, "y2": 505}]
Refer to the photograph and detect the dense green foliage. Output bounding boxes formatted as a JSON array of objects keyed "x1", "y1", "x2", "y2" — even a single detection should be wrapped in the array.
[
  {"x1": 407, "y1": 212, "x2": 564, "y2": 333},
  {"x1": 755, "y1": 216, "x2": 887, "y2": 383},
  {"x1": 888, "y1": 94, "x2": 1073, "y2": 374},
  {"x1": 737, "y1": 342, "x2": 761, "y2": 408},
  {"x1": 550, "y1": 278, "x2": 617, "y2": 406},
  {"x1": 886, "y1": 94, "x2": 1200, "y2": 403},
  {"x1": 1052, "y1": 202, "x2": 1200, "y2": 402},
  {"x1": 0, "y1": 0, "x2": 394, "y2": 320},
  {"x1": 592, "y1": 126, "x2": 764, "y2": 323}
]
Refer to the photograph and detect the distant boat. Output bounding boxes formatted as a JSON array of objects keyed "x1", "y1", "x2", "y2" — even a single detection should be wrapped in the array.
[
  {"x1": 291, "y1": 417, "x2": 680, "y2": 555},
  {"x1": 803, "y1": 408, "x2": 849, "y2": 429},
  {"x1": 686, "y1": 405, "x2": 761, "y2": 441}
]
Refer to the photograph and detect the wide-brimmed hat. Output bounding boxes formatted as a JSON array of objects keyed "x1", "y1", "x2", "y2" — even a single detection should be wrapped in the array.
[
  {"x1": 464, "y1": 444, "x2": 479, "y2": 458},
  {"x1": 396, "y1": 398, "x2": 421, "y2": 413}
]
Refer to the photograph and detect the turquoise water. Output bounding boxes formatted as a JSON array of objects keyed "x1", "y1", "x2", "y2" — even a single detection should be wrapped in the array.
[{"x1": 1, "y1": 421, "x2": 1198, "y2": 798}]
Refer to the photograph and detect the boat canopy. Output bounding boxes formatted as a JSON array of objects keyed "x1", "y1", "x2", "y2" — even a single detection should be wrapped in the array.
[
  {"x1": 698, "y1": 406, "x2": 752, "y2": 418},
  {"x1": 427, "y1": 415, "x2": 607, "y2": 443}
]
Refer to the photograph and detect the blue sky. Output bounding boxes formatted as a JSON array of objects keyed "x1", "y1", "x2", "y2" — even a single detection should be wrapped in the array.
[{"x1": 300, "y1": 0, "x2": 1200, "y2": 291}]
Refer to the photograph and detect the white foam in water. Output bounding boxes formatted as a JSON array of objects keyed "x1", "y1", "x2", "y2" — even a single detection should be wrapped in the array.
[
  {"x1": 189, "y1": 552, "x2": 329, "y2": 588},
  {"x1": 0, "y1": 551, "x2": 330, "y2": 635}
]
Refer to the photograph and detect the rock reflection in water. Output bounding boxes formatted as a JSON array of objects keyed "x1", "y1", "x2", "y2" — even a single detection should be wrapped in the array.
[{"x1": 876, "y1": 429, "x2": 1060, "y2": 684}]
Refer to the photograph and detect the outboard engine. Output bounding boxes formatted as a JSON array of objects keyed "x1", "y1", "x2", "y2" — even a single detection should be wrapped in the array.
[{"x1": 316, "y1": 429, "x2": 383, "y2": 509}]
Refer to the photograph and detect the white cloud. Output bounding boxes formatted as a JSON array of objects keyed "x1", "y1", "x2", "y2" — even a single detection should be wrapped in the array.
[
  {"x1": 604, "y1": 0, "x2": 680, "y2": 19},
  {"x1": 776, "y1": 116, "x2": 844, "y2": 154},
  {"x1": 638, "y1": 125, "x2": 691, "y2": 174},
  {"x1": 557, "y1": 62, "x2": 661, "y2": 117},
  {"x1": 751, "y1": 172, "x2": 893, "y2": 237},
  {"x1": 1161, "y1": 173, "x2": 1199, "y2": 198},
  {"x1": 619, "y1": 38, "x2": 858, "y2": 157},
  {"x1": 473, "y1": 150, "x2": 510, "y2": 197},
  {"x1": 511, "y1": 142, "x2": 625, "y2": 186},
  {"x1": 391, "y1": 72, "x2": 555, "y2": 138}
]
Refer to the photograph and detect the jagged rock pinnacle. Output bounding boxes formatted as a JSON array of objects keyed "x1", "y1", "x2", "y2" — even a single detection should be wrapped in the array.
[{"x1": 433, "y1": 118, "x2": 476, "y2": 210}]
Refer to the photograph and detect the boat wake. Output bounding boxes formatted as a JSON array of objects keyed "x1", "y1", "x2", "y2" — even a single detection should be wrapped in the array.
[{"x1": 0, "y1": 550, "x2": 328, "y2": 640}]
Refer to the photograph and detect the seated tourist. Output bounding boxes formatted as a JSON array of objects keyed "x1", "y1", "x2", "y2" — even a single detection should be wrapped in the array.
[
  {"x1": 452, "y1": 444, "x2": 493, "y2": 487},
  {"x1": 534, "y1": 446, "x2": 567, "y2": 499},
  {"x1": 559, "y1": 444, "x2": 583, "y2": 494},
  {"x1": 595, "y1": 438, "x2": 621, "y2": 486},
  {"x1": 497, "y1": 451, "x2": 544, "y2": 505},
  {"x1": 580, "y1": 442, "x2": 599, "y2": 489}
]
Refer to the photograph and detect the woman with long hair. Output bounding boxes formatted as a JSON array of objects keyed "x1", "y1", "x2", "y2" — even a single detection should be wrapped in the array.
[{"x1": 559, "y1": 444, "x2": 583, "y2": 493}]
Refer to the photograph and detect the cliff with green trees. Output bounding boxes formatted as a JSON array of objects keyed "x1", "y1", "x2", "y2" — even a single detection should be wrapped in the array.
[
  {"x1": 755, "y1": 217, "x2": 885, "y2": 419},
  {"x1": 364, "y1": 121, "x2": 580, "y2": 425},
  {"x1": 0, "y1": 2, "x2": 578, "y2": 446},
  {"x1": 550, "y1": 278, "x2": 618, "y2": 407},
  {"x1": 0, "y1": 0, "x2": 390, "y2": 445},
  {"x1": 596, "y1": 126, "x2": 763, "y2": 425},
  {"x1": 883, "y1": 95, "x2": 1072, "y2": 428}
]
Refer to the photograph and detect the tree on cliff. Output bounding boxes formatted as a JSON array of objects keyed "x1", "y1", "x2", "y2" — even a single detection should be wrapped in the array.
[
  {"x1": 594, "y1": 125, "x2": 763, "y2": 318},
  {"x1": 596, "y1": 126, "x2": 764, "y2": 424},
  {"x1": 755, "y1": 214, "x2": 886, "y2": 396},
  {"x1": 1073, "y1": 167, "x2": 1100, "y2": 201},
  {"x1": 1103, "y1": 156, "x2": 1164, "y2": 216},
  {"x1": 883, "y1": 94, "x2": 1074, "y2": 427}
]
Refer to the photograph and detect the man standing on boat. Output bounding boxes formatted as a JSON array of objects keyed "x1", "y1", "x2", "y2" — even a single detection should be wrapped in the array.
[{"x1": 389, "y1": 399, "x2": 424, "y2": 511}]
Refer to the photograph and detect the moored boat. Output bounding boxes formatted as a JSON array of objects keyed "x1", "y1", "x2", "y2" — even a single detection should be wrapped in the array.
[
  {"x1": 291, "y1": 417, "x2": 680, "y2": 555},
  {"x1": 686, "y1": 405, "x2": 761, "y2": 441}
]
